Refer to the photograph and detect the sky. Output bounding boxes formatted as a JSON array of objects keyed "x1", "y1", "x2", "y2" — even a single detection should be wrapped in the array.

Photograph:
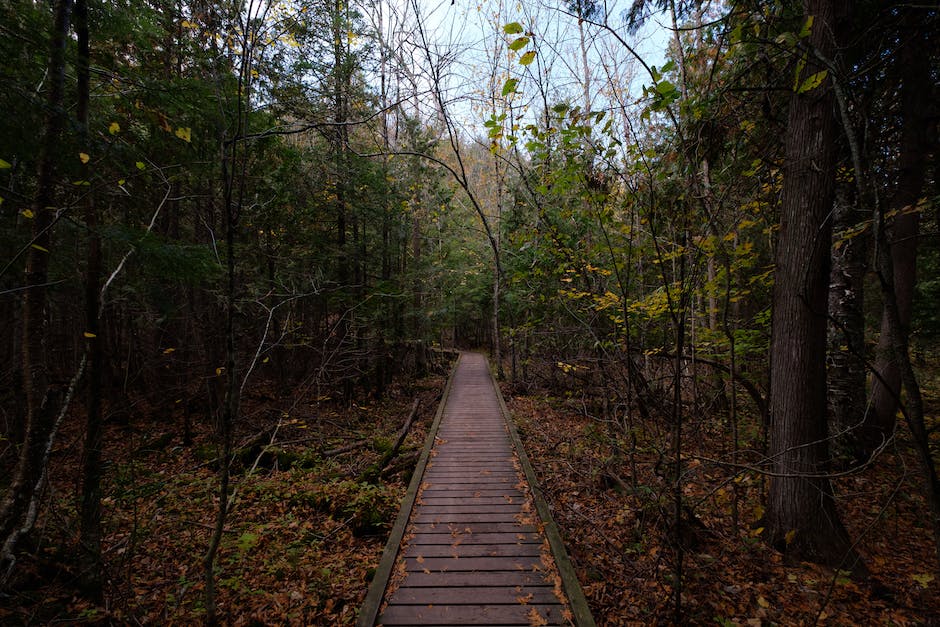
[{"x1": 399, "y1": 0, "x2": 674, "y2": 135}]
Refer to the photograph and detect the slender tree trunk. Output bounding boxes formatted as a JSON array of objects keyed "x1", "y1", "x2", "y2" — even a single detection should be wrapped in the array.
[
  {"x1": 863, "y1": 16, "x2": 931, "y2": 454},
  {"x1": 0, "y1": 0, "x2": 75, "y2": 571},
  {"x1": 827, "y1": 180, "x2": 868, "y2": 463},
  {"x1": 74, "y1": 0, "x2": 104, "y2": 599},
  {"x1": 765, "y1": 0, "x2": 861, "y2": 572}
]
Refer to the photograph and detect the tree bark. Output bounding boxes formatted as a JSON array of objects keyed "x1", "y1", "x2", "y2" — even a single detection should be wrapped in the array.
[
  {"x1": 863, "y1": 15, "x2": 931, "y2": 454},
  {"x1": 827, "y1": 180, "x2": 868, "y2": 463},
  {"x1": 0, "y1": 0, "x2": 74, "y2": 571},
  {"x1": 74, "y1": 0, "x2": 105, "y2": 600},
  {"x1": 765, "y1": 0, "x2": 861, "y2": 571}
]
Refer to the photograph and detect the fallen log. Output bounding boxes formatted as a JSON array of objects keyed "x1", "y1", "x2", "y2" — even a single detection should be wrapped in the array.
[{"x1": 360, "y1": 399, "x2": 420, "y2": 483}]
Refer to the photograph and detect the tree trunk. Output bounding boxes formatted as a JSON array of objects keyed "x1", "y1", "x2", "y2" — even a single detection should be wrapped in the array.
[
  {"x1": 863, "y1": 15, "x2": 931, "y2": 455},
  {"x1": 827, "y1": 180, "x2": 868, "y2": 463},
  {"x1": 765, "y1": 0, "x2": 861, "y2": 572},
  {"x1": 0, "y1": 0, "x2": 75, "y2": 571},
  {"x1": 75, "y1": 0, "x2": 104, "y2": 599}
]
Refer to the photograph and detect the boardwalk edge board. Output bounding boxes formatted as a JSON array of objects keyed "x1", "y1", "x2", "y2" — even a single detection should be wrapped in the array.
[
  {"x1": 356, "y1": 355, "x2": 460, "y2": 627},
  {"x1": 489, "y1": 359, "x2": 598, "y2": 627}
]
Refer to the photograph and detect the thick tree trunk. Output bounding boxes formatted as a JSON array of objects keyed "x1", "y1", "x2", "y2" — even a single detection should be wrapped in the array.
[
  {"x1": 766, "y1": 0, "x2": 860, "y2": 571},
  {"x1": 863, "y1": 16, "x2": 931, "y2": 454},
  {"x1": 0, "y1": 0, "x2": 74, "y2": 571}
]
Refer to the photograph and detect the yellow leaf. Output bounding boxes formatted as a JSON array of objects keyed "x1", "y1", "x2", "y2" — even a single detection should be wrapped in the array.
[
  {"x1": 79, "y1": 152, "x2": 90, "y2": 164},
  {"x1": 83, "y1": 331, "x2": 97, "y2": 338},
  {"x1": 181, "y1": 19, "x2": 198, "y2": 28},
  {"x1": 135, "y1": 161, "x2": 146, "y2": 170},
  {"x1": 21, "y1": 209, "x2": 35, "y2": 219},
  {"x1": 175, "y1": 127, "x2": 192, "y2": 142},
  {"x1": 31, "y1": 244, "x2": 49, "y2": 253},
  {"x1": 109, "y1": 122, "x2": 120, "y2": 134},
  {"x1": 784, "y1": 529, "x2": 797, "y2": 545},
  {"x1": 262, "y1": 357, "x2": 270, "y2": 363},
  {"x1": 215, "y1": 367, "x2": 225, "y2": 375},
  {"x1": 0, "y1": 158, "x2": 11, "y2": 169},
  {"x1": 163, "y1": 347, "x2": 176, "y2": 354},
  {"x1": 117, "y1": 179, "x2": 126, "y2": 185},
  {"x1": 913, "y1": 573, "x2": 935, "y2": 588},
  {"x1": 797, "y1": 70, "x2": 828, "y2": 94},
  {"x1": 751, "y1": 526, "x2": 764, "y2": 537},
  {"x1": 757, "y1": 596, "x2": 770, "y2": 609}
]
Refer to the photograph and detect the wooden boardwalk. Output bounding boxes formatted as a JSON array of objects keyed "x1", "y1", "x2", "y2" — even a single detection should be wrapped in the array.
[{"x1": 358, "y1": 353, "x2": 594, "y2": 626}]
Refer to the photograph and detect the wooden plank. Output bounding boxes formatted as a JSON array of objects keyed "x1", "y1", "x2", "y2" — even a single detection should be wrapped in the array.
[
  {"x1": 409, "y1": 532, "x2": 541, "y2": 545},
  {"x1": 389, "y1": 586, "x2": 558, "y2": 605},
  {"x1": 417, "y1": 504, "x2": 524, "y2": 514},
  {"x1": 418, "y1": 496, "x2": 524, "y2": 505},
  {"x1": 409, "y1": 522, "x2": 539, "y2": 534},
  {"x1": 413, "y1": 512, "x2": 522, "y2": 524},
  {"x1": 403, "y1": 543, "x2": 542, "y2": 557},
  {"x1": 420, "y1": 487, "x2": 525, "y2": 495},
  {"x1": 397, "y1": 570, "x2": 552, "y2": 587},
  {"x1": 379, "y1": 603, "x2": 565, "y2": 626},
  {"x1": 402, "y1": 555, "x2": 543, "y2": 571}
]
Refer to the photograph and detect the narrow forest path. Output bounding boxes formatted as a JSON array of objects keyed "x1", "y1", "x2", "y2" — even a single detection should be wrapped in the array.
[{"x1": 358, "y1": 352, "x2": 594, "y2": 626}]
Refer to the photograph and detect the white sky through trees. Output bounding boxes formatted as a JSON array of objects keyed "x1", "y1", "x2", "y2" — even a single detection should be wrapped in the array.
[{"x1": 393, "y1": 0, "x2": 671, "y2": 139}]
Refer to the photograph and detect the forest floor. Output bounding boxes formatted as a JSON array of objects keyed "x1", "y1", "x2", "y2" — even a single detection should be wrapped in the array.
[
  {"x1": 506, "y1": 384, "x2": 940, "y2": 625},
  {"x1": 0, "y1": 369, "x2": 450, "y2": 625},
  {"x1": 2, "y1": 358, "x2": 938, "y2": 625}
]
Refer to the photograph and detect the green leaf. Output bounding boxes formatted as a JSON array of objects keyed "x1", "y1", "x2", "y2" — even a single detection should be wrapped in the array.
[
  {"x1": 503, "y1": 22, "x2": 523, "y2": 34},
  {"x1": 31, "y1": 244, "x2": 49, "y2": 253},
  {"x1": 799, "y1": 15, "x2": 814, "y2": 38},
  {"x1": 797, "y1": 70, "x2": 828, "y2": 94},
  {"x1": 791, "y1": 56, "x2": 806, "y2": 91},
  {"x1": 501, "y1": 77, "x2": 518, "y2": 96},
  {"x1": 775, "y1": 31, "x2": 798, "y2": 47},
  {"x1": 508, "y1": 36, "x2": 529, "y2": 51},
  {"x1": 136, "y1": 161, "x2": 146, "y2": 170},
  {"x1": 656, "y1": 80, "x2": 676, "y2": 96},
  {"x1": 519, "y1": 50, "x2": 536, "y2": 66},
  {"x1": 0, "y1": 159, "x2": 11, "y2": 169}
]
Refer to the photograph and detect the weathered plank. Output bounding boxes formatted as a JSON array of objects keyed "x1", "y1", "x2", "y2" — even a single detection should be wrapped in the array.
[
  {"x1": 397, "y1": 570, "x2": 552, "y2": 588},
  {"x1": 409, "y1": 532, "x2": 541, "y2": 545},
  {"x1": 389, "y1": 586, "x2": 558, "y2": 605},
  {"x1": 379, "y1": 603, "x2": 566, "y2": 626},
  {"x1": 402, "y1": 543, "x2": 542, "y2": 557}
]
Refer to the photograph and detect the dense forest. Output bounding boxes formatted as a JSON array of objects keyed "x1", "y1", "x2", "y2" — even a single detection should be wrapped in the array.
[{"x1": 1, "y1": 0, "x2": 938, "y2": 623}]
